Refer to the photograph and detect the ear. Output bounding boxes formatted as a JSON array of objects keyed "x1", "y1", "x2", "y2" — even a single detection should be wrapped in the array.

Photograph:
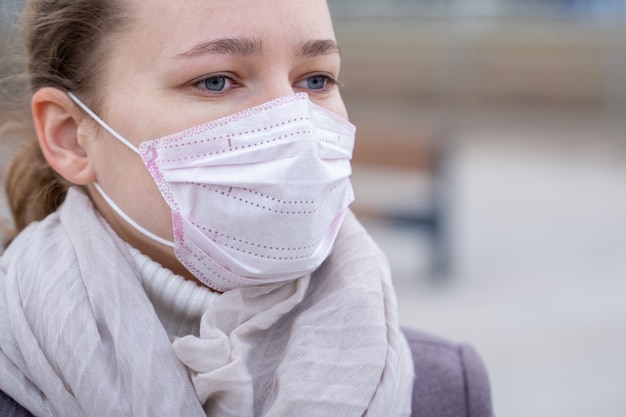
[{"x1": 32, "y1": 87, "x2": 96, "y2": 185}]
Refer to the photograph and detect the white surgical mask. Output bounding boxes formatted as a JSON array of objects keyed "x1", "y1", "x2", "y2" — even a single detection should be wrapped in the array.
[{"x1": 69, "y1": 93, "x2": 355, "y2": 291}]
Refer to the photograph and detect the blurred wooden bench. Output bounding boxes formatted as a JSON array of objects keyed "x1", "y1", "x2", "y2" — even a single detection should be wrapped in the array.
[
  {"x1": 333, "y1": 19, "x2": 457, "y2": 279},
  {"x1": 346, "y1": 103, "x2": 454, "y2": 279}
]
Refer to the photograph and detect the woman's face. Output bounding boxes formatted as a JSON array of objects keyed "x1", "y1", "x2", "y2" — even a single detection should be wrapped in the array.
[{"x1": 82, "y1": 0, "x2": 346, "y2": 282}]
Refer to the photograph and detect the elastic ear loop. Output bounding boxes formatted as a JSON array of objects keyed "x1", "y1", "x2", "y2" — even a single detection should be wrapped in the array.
[
  {"x1": 68, "y1": 92, "x2": 175, "y2": 249},
  {"x1": 92, "y1": 183, "x2": 175, "y2": 248},
  {"x1": 67, "y1": 92, "x2": 141, "y2": 155}
]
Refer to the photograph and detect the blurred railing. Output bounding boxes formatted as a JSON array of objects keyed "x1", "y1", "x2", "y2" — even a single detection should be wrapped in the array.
[
  {"x1": 329, "y1": 0, "x2": 626, "y2": 20},
  {"x1": 333, "y1": 18, "x2": 625, "y2": 108}
]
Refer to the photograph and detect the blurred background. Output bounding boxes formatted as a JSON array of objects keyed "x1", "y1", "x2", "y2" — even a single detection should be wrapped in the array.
[
  {"x1": 329, "y1": 1, "x2": 626, "y2": 417},
  {"x1": 2, "y1": 0, "x2": 626, "y2": 416}
]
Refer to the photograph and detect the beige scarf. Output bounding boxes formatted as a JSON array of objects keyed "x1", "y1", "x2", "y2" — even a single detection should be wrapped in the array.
[{"x1": 0, "y1": 188, "x2": 413, "y2": 416}]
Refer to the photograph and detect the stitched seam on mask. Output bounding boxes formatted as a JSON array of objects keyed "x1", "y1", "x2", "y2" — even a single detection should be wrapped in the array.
[
  {"x1": 158, "y1": 117, "x2": 307, "y2": 150},
  {"x1": 312, "y1": 125, "x2": 354, "y2": 150},
  {"x1": 203, "y1": 234, "x2": 318, "y2": 260},
  {"x1": 196, "y1": 184, "x2": 316, "y2": 207},
  {"x1": 191, "y1": 226, "x2": 320, "y2": 253},
  {"x1": 190, "y1": 219, "x2": 322, "y2": 259},
  {"x1": 193, "y1": 180, "x2": 346, "y2": 215},
  {"x1": 219, "y1": 245, "x2": 312, "y2": 261},
  {"x1": 149, "y1": 94, "x2": 307, "y2": 147},
  {"x1": 184, "y1": 248, "x2": 236, "y2": 291},
  {"x1": 158, "y1": 128, "x2": 320, "y2": 164},
  {"x1": 156, "y1": 123, "x2": 353, "y2": 163}
]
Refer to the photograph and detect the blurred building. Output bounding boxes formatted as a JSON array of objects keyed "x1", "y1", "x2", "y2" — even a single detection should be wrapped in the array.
[{"x1": 329, "y1": 0, "x2": 626, "y2": 18}]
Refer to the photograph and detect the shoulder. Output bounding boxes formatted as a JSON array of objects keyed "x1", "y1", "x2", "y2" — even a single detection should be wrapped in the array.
[
  {"x1": 0, "y1": 390, "x2": 34, "y2": 417},
  {"x1": 402, "y1": 327, "x2": 493, "y2": 417}
]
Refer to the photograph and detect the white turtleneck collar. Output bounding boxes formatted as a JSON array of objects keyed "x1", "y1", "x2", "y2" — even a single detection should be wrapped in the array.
[{"x1": 126, "y1": 245, "x2": 218, "y2": 338}]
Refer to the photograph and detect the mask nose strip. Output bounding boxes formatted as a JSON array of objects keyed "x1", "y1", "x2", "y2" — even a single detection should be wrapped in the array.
[{"x1": 67, "y1": 92, "x2": 141, "y2": 156}]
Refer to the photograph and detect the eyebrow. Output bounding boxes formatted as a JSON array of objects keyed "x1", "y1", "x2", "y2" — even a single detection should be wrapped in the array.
[
  {"x1": 297, "y1": 39, "x2": 340, "y2": 57},
  {"x1": 176, "y1": 37, "x2": 263, "y2": 58},
  {"x1": 176, "y1": 37, "x2": 340, "y2": 59}
]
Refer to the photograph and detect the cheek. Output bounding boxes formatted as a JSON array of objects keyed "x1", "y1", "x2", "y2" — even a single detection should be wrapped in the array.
[
  {"x1": 88, "y1": 133, "x2": 175, "y2": 238},
  {"x1": 126, "y1": 163, "x2": 175, "y2": 238},
  {"x1": 326, "y1": 95, "x2": 349, "y2": 121}
]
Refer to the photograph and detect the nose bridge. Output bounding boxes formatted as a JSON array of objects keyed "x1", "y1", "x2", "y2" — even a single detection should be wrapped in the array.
[{"x1": 254, "y1": 69, "x2": 299, "y2": 106}]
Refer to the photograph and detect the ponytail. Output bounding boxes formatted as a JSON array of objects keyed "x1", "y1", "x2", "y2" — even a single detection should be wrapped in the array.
[{"x1": 4, "y1": 134, "x2": 69, "y2": 242}]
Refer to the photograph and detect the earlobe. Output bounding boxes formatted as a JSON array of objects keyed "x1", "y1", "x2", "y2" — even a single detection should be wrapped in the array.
[{"x1": 32, "y1": 87, "x2": 96, "y2": 185}]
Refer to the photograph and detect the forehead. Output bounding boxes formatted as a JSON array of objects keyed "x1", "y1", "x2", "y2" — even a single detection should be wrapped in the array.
[{"x1": 124, "y1": 0, "x2": 336, "y2": 59}]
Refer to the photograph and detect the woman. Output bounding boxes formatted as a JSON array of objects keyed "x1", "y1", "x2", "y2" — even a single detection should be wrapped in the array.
[{"x1": 0, "y1": 0, "x2": 415, "y2": 415}]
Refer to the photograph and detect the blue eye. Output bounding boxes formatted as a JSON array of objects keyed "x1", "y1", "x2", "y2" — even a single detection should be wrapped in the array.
[
  {"x1": 202, "y1": 76, "x2": 228, "y2": 91},
  {"x1": 306, "y1": 75, "x2": 329, "y2": 90},
  {"x1": 294, "y1": 74, "x2": 338, "y2": 93}
]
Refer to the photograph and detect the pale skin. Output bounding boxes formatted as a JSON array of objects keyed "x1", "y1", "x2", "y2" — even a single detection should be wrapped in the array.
[{"x1": 31, "y1": 0, "x2": 348, "y2": 287}]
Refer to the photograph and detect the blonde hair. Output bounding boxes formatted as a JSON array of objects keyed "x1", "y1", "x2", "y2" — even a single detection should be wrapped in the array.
[{"x1": 2, "y1": 0, "x2": 129, "y2": 243}]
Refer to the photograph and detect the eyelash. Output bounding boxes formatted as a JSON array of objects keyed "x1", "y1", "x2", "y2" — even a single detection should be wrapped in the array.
[
  {"x1": 191, "y1": 73, "x2": 340, "y2": 96},
  {"x1": 295, "y1": 73, "x2": 339, "y2": 92},
  {"x1": 191, "y1": 74, "x2": 238, "y2": 96}
]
